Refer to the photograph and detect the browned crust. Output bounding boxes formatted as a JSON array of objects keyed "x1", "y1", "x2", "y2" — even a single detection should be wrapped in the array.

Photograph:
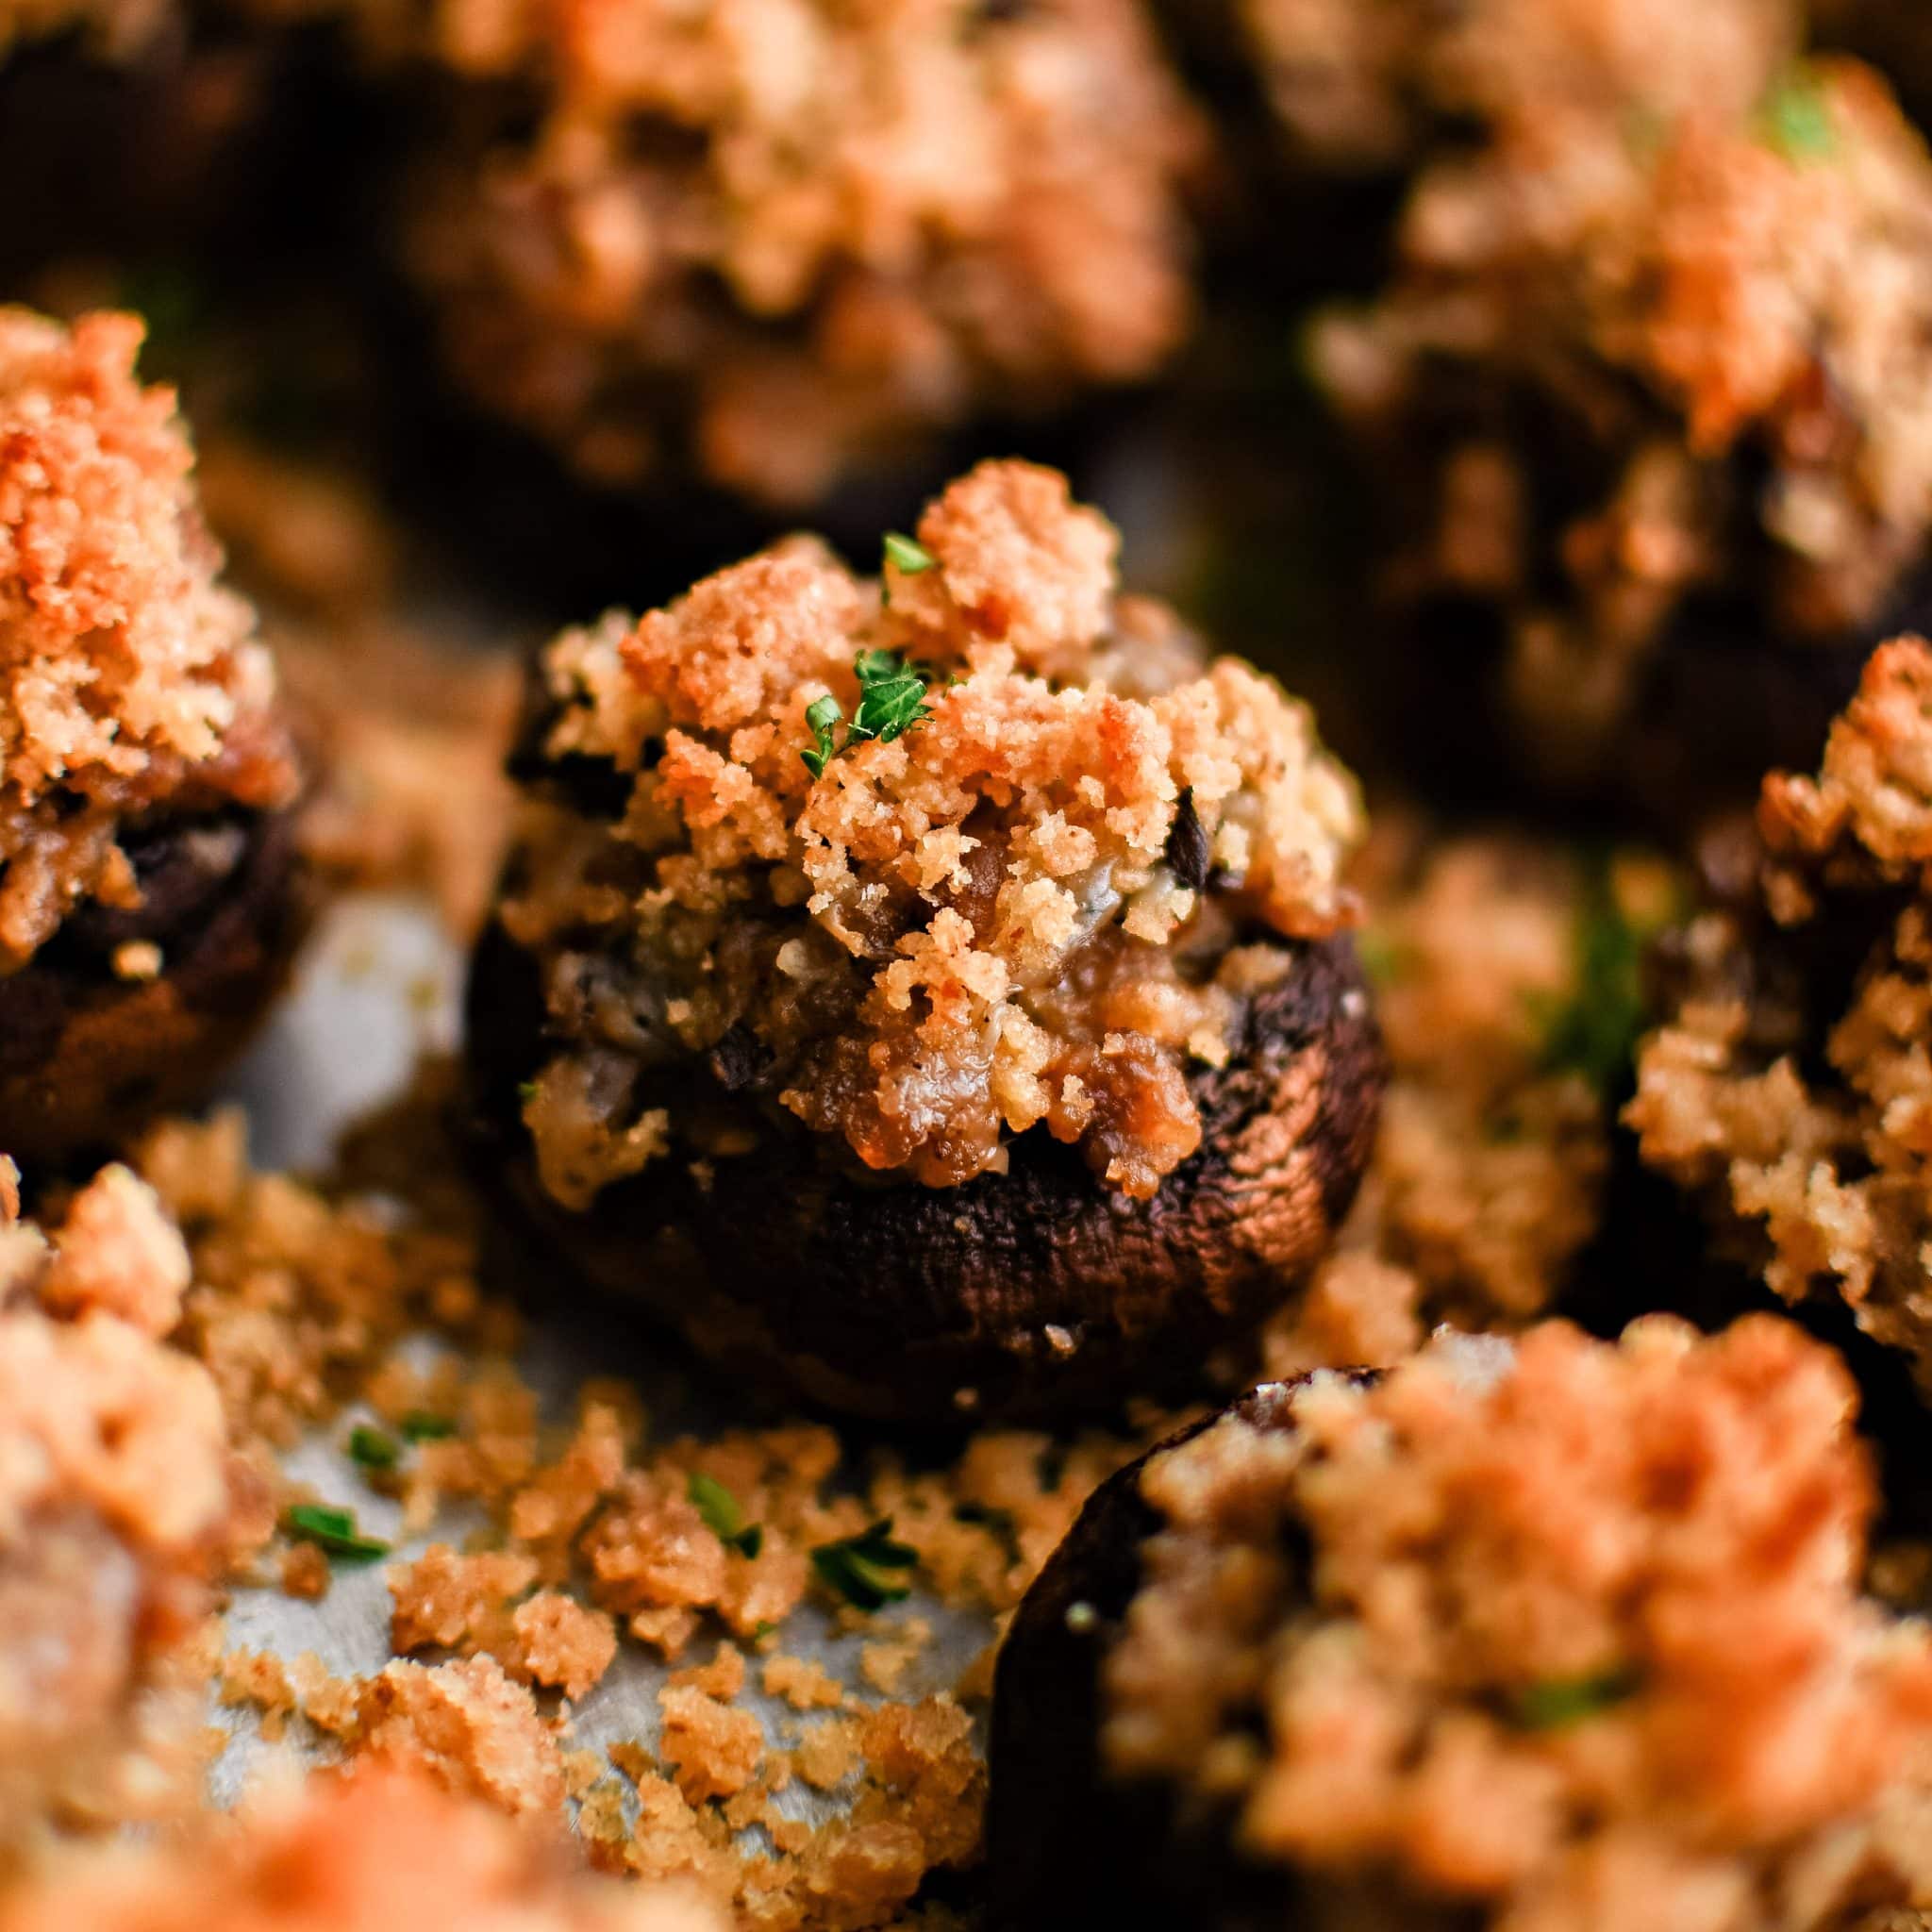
[
  {"x1": 461, "y1": 922, "x2": 1384, "y2": 1424},
  {"x1": 0, "y1": 802, "x2": 314, "y2": 1167}
]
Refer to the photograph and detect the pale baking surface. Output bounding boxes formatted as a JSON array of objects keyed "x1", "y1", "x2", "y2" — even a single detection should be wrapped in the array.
[{"x1": 203, "y1": 891, "x2": 993, "y2": 1822}]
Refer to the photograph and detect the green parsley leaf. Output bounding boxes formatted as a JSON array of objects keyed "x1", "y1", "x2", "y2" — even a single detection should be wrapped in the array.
[
  {"x1": 1508, "y1": 1667, "x2": 1641, "y2": 1732},
  {"x1": 1533, "y1": 861, "x2": 1674, "y2": 1100},
  {"x1": 1355, "y1": 928, "x2": 1410, "y2": 991},
  {"x1": 799, "y1": 653, "x2": 934, "y2": 778},
  {"x1": 400, "y1": 1410, "x2": 458, "y2": 1442},
  {"x1": 348, "y1": 1425, "x2": 400, "y2": 1472},
  {"x1": 517, "y1": 1078, "x2": 540, "y2": 1105},
  {"x1": 689, "y1": 1471, "x2": 764, "y2": 1558},
  {"x1": 1757, "y1": 66, "x2": 1836, "y2": 162},
  {"x1": 284, "y1": 1503, "x2": 390, "y2": 1562},
  {"x1": 811, "y1": 1517, "x2": 919, "y2": 1611},
  {"x1": 883, "y1": 532, "x2": 936, "y2": 576}
]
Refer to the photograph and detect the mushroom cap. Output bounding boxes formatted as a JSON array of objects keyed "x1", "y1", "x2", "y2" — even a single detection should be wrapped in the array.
[
  {"x1": 461, "y1": 921, "x2": 1384, "y2": 1425},
  {"x1": 0, "y1": 801, "x2": 312, "y2": 1167}
]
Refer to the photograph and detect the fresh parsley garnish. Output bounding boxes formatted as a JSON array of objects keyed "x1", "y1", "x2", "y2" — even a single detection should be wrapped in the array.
[
  {"x1": 811, "y1": 1518, "x2": 919, "y2": 1611},
  {"x1": 882, "y1": 532, "x2": 935, "y2": 576},
  {"x1": 284, "y1": 1503, "x2": 390, "y2": 1562},
  {"x1": 1757, "y1": 66, "x2": 1836, "y2": 162},
  {"x1": 1534, "y1": 860, "x2": 1675, "y2": 1100},
  {"x1": 1508, "y1": 1667, "x2": 1641, "y2": 1732},
  {"x1": 348, "y1": 1425, "x2": 400, "y2": 1472},
  {"x1": 689, "y1": 1472, "x2": 763, "y2": 1558},
  {"x1": 400, "y1": 1410, "x2": 458, "y2": 1442},
  {"x1": 799, "y1": 651, "x2": 937, "y2": 778}
]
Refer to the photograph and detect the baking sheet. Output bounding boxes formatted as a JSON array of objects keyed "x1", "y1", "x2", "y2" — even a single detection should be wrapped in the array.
[{"x1": 204, "y1": 891, "x2": 996, "y2": 1824}]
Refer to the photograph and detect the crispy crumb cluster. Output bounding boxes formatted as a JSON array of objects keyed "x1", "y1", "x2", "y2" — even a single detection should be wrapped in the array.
[
  {"x1": 340, "y1": 0, "x2": 1208, "y2": 503},
  {"x1": 0, "y1": 1155, "x2": 242, "y2": 1854},
  {"x1": 0, "y1": 309, "x2": 296, "y2": 968},
  {"x1": 1631, "y1": 635, "x2": 1932, "y2": 1398},
  {"x1": 1262, "y1": 825, "x2": 1676, "y2": 1377},
  {"x1": 1313, "y1": 58, "x2": 1932, "y2": 773},
  {"x1": 504, "y1": 459, "x2": 1362, "y2": 1205},
  {"x1": 1107, "y1": 1320, "x2": 1932, "y2": 1929},
  {"x1": 1239, "y1": 0, "x2": 1794, "y2": 170},
  {"x1": 0, "y1": 1764, "x2": 724, "y2": 1932}
]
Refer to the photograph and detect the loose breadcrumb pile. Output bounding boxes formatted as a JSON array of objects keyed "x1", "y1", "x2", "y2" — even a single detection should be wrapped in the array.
[
  {"x1": 0, "y1": 309, "x2": 296, "y2": 967},
  {"x1": 0, "y1": 1764, "x2": 724, "y2": 1932},
  {"x1": 508, "y1": 459, "x2": 1362, "y2": 1205},
  {"x1": 1313, "y1": 58, "x2": 1932, "y2": 769},
  {"x1": 0, "y1": 1155, "x2": 248, "y2": 1857},
  {"x1": 325, "y1": 0, "x2": 1208, "y2": 502},
  {"x1": 1241, "y1": 0, "x2": 1793, "y2": 170},
  {"x1": 1631, "y1": 635, "x2": 1932, "y2": 1397},
  {"x1": 1108, "y1": 1319, "x2": 1932, "y2": 1931},
  {"x1": 1262, "y1": 822, "x2": 1674, "y2": 1376}
]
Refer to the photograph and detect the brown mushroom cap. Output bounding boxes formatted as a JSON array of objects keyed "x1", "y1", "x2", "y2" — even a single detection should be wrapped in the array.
[
  {"x1": 461, "y1": 919, "x2": 1383, "y2": 1425},
  {"x1": 986, "y1": 1377, "x2": 1375, "y2": 1926},
  {"x1": 0, "y1": 800, "x2": 312, "y2": 1167}
]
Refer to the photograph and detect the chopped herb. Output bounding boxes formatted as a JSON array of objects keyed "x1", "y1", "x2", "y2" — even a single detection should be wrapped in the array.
[
  {"x1": 1757, "y1": 66, "x2": 1836, "y2": 162},
  {"x1": 1356, "y1": 928, "x2": 1410, "y2": 990},
  {"x1": 1508, "y1": 1667, "x2": 1641, "y2": 1732},
  {"x1": 1534, "y1": 862, "x2": 1666, "y2": 1099},
  {"x1": 517, "y1": 1078, "x2": 540, "y2": 1105},
  {"x1": 1064, "y1": 1600, "x2": 1099, "y2": 1635},
  {"x1": 799, "y1": 651, "x2": 936, "y2": 778},
  {"x1": 752, "y1": 1619, "x2": 778, "y2": 1641},
  {"x1": 689, "y1": 1471, "x2": 763, "y2": 1558},
  {"x1": 284, "y1": 1503, "x2": 390, "y2": 1562},
  {"x1": 400, "y1": 1410, "x2": 457, "y2": 1442},
  {"x1": 348, "y1": 1424, "x2": 400, "y2": 1472},
  {"x1": 883, "y1": 532, "x2": 936, "y2": 576},
  {"x1": 811, "y1": 1517, "x2": 919, "y2": 1611}
]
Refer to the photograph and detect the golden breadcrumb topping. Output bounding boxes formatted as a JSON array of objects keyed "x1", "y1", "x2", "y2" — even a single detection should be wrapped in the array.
[
  {"x1": 0, "y1": 1765, "x2": 724, "y2": 1932},
  {"x1": 0, "y1": 309, "x2": 297, "y2": 966},
  {"x1": 0, "y1": 1156, "x2": 240, "y2": 1853},
  {"x1": 352, "y1": 0, "x2": 1206, "y2": 501},
  {"x1": 1108, "y1": 1320, "x2": 1932, "y2": 1931},
  {"x1": 506, "y1": 460, "x2": 1362, "y2": 1202},
  {"x1": 1314, "y1": 58, "x2": 1932, "y2": 768},
  {"x1": 1243, "y1": 0, "x2": 1794, "y2": 169},
  {"x1": 1631, "y1": 636, "x2": 1932, "y2": 1396}
]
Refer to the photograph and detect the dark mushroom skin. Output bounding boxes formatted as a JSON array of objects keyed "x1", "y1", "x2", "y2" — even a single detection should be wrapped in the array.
[
  {"x1": 0, "y1": 800, "x2": 312, "y2": 1167},
  {"x1": 987, "y1": 1375, "x2": 1412, "y2": 1931},
  {"x1": 461, "y1": 918, "x2": 1384, "y2": 1426}
]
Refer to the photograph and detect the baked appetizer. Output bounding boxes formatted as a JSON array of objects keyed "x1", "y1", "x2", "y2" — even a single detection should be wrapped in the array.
[
  {"x1": 0, "y1": 1156, "x2": 239, "y2": 1857},
  {"x1": 1312, "y1": 56, "x2": 1932, "y2": 812},
  {"x1": 299, "y1": 0, "x2": 1208, "y2": 508},
  {"x1": 990, "y1": 1317, "x2": 1932, "y2": 1928},
  {"x1": 0, "y1": 1763, "x2": 723, "y2": 1931},
  {"x1": 0, "y1": 308, "x2": 308, "y2": 1162},
  {"x1": 1630, "y1": 634, "x2": 1932, "y2": 1407},
  {"x1": 465, "y1": 459, "x2": 1383, "y2": 1423}
]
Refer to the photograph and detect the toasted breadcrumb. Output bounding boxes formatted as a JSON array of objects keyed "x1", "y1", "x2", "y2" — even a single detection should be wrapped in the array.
[
  {"x1": 1108, "y1": 1319, "x2": 1932, "y2": 1928},
  {"x1": 508, "y1": 459, "x2": 1362, "y2": 1204},
  {"x1": 0, "y1": 309, "x2": 296, "y2": 967},
  {"x1": 1633, "y1": 636, "x2": 1932, "y2": 1395},
  {"x1": 0, "y1": 1765, "x2": 724, "y2": 1932},
  {"x1": 1316, "y1": 58, "x2": 1932, "y2": 771}
]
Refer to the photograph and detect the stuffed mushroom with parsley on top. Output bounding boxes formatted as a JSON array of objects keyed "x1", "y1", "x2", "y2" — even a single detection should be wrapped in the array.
[{"x1": 464, "y1": 459, "x2": 1383, "y2": 1424}]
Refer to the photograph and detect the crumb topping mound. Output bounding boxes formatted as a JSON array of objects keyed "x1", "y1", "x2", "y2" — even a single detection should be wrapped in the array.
[
  {"x1": 1314, "y1": 58, "x2": 1932, "y2": 767},
  {"x1": 504, "y1": 459, "x2": 1364, "y2": 1205},
  {"x1": 0, "y1": 1764, "x2": 724, "y2": 1932},
  {"x1": 0, "y1": 309, "x2": 296, "y2": 967},
  {"x1": 382, "y1": 0, "x2": 1204, "y2": 502},
  {"x1": 0, "y1": 1154, "x2": 236, "y2": 1847},
  {"x1": 1244, "y1": 0, "x2": 1794, "y2": 171},
  {"x1": 1108, "y1": 1319, "x2": 1932, "y2": 1928},
  {"x1": 1631, "y1": 636, "x2": 1932, "y2": 1395}
]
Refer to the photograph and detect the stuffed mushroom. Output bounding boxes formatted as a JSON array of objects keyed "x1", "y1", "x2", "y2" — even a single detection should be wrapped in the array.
[
  {"x1": 0, "y1": 308, "x2": 310, "y2": 1163},
  {"x1": 464, "y1": 459, "x2": 1383, "y2": 1423},
  {"x1": 1311, "y1": 56, "x2": 1932, "y2": 816},
  {"x1": 990, "y1": 1316, "x2": 1932, "y2": 1929}
]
